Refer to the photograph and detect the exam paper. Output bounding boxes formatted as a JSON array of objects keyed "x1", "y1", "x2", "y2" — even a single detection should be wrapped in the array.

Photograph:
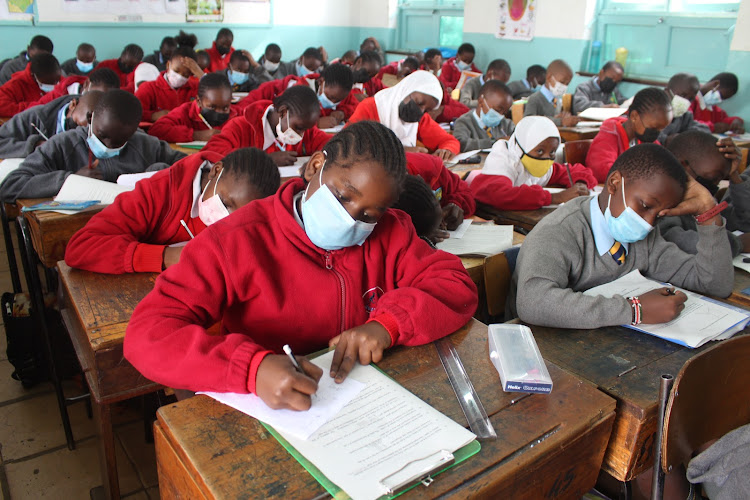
[
  {"x1": 446, "y1": 149, "x2": 481, "y2": 166},
  {"x1": 53, "y1": 175, "x2": 132, "y2": 214},
  {"x1": 117, "y1": 171, "x2": 158, "y2": 189},
  {"x1": 577, "y1": 107, "x2": 627, "y2": 121},
  {"x1": 321, "y1": 124, "x2": 345, "y2": 134},
  {"x1": 437, "y1": 223, "x2": 513, "y2": 256},
  {"x1": 446, "y1": 219, "x2": 472, "y2": 239},
  {"x1": 733, "y1": 253, "x2": 750, "y2": 274},
  {"x1": 584, "y1": 270, "x2": 750, "y2": 348},
  {"x1": 278, "y1": 166, "x2": 302, "y2": 178},
  {"x1": 0, "y1": 158, "x2": 23, "y2": 185},
  {"x1": 201, "y1": 351, "x2": 365, "y2": 441}
]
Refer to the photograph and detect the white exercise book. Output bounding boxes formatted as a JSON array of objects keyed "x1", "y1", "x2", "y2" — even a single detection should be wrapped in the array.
[
  {"x1": 577, "y1": 107, "x2": 627, "y2": 122},
  {"x1": 53, "y1": 175, "x2": 133, "y2": 214},
  {"x1": 437, "y1": 223, "x2": 513, "y2": 256}
]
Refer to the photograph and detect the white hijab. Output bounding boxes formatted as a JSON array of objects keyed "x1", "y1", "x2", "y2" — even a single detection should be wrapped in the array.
[
  {"x1": 505, "y1": 116, "x2": 560, "y2": 161},
  {"x1": 134, "y1": 63, "x2": 160, "y2": 92},
  {"x1": 374, "y1": 70, "x2": 443, "y2": 147}
]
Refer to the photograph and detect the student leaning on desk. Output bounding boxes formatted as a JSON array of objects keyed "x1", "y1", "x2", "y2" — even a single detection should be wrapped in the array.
[{"x1": 124, "y1": 121, "x2": 477, "y2": 410}]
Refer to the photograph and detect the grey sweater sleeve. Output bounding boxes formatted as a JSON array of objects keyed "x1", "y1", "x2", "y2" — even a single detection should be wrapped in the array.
[
  {"x1": 0, "y1": 116, "x2": 43, "y2": 158},
  {"x1": 573, "y1": 84, "x2": 603, "y2": 112},
  {"x1": 658, "y1": 215, "x2": 742, "y2": 257},
  {"x1": 453, "y1": 116, "x2": 494, "y2": 151},
  {"x1": 458, "y1": 79, "x2": 479, "y2": 108},
  {"x1": 723, "y1": 172, "x2": 750, "y2": 232},
  {"x1": 252, "y1": 65, "x2": 273, "y2": 84},
  {"x1": 0, "y1": 139, "x2": 75, "y2": 201}
]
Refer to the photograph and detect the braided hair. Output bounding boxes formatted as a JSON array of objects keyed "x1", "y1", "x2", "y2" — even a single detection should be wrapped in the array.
[
  {"x1": 88, "y1": 67, "x2": 120, "y2": 89},
  {"x1": 198, "y1": 72, "x2": 231, "y2": 98},
  {"x1": 122, "y1": 44, "x2": 144, "y2": 62},
  {"x1": 221, "y1": 148, "x2": 280, "y2": 198},
  {"x1": 393, "y1": 175, "x2": 441, "y2": 238},
  {"x1": 628, "y1": 87, "x2": 671, "y2": 116},
  {"x1": 273, "y1": 85, "x2": 320, "y2": 120},
  {"x1": 609, "y1": 143, "x2": 687, "y2": 190}
]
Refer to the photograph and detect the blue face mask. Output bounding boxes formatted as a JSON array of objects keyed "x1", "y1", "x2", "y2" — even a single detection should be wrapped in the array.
[
  {"x1": 456, "y1": 59, "x2": 470, "y2": 71},
  {"x1": 87, "y1": 113, "x2": 126, "y2": 159},
  {"x1": 318, "y1": 83, "x2": 337, "y2": 110},
  {"x1": 76, "y1": 59, "x2": 94, "y2": 73},
  {"x1": 301, "y1": 161, "x2": 376, "y2": 250},
  {"x1": 36, "y1": 76, "x2": 55, "y2": 93},
  {"x1": 296, "y1": 60, "x2": 313, "y2": 77},
  {"x1": 480, "y1": 106, "x2": 503, "y2": 128},
  {"x1": 604, "y1": 176, "x2": 653, "y2": 244},
  {"x1": 228, "y1": 69, "x2": 249, "y2": 86}
]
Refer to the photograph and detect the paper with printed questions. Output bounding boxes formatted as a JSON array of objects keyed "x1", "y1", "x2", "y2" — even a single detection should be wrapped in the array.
[
  {"x1": 446, "y1": 219, "x2": 472, "y2": 239},
  {"x1": 437, "y1": 223, "x2": 513, "y2": 256},
  {"x1": 53, "y1": 174, "x2": 132, "y2": 214}
]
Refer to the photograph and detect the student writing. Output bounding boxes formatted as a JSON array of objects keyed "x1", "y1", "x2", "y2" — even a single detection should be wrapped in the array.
[
  {"x1": 350, "y1": 51, "x2": 385, "y2": 100},
  {"x1": 203, "y1": 28, "x2": 235, "y2": 73},
  {"x1": 393, "y1": 174, "x2": 445, "y2": 246},
  {"x1": 0, "y1": 53, "x2": 61, "y2": 116},
  {"x1": 0, "y1": 35, "x2": 53, "y2": 86},
  {"x1": 220, "y1": 50, "x2": 272, "y2": 93},
  {"x1": 439, "y1": 43, "x2": 480, "y2": 91},
  {"x1": 523, "y1": 59, "x2": 578, "y2": 127},
  {"x1": 453, "y1": 80, "x2": 515, "y2": 151},
  {"x1": 30, "y1": 66, "x2": 120, "y2": 107}
]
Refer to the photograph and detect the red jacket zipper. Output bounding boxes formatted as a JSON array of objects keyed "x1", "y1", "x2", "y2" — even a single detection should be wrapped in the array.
[{"x1": 325, "y1": 251, "x2": 346, "y2": 333}]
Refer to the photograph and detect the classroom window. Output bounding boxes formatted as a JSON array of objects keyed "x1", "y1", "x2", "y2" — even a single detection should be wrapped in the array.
[
  {"x1": 601, "y1": 0, "x2": 740, "y2": 13},
  {"x1": 396, "y1": 1, "x2": 464, "y2": 50}
]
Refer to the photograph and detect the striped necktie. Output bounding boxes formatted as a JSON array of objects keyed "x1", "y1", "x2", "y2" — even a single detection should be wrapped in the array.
[
  {"x1": 552, "y1": 97, "x2": 558, "y2": 107},
  {"x1": 484, "y1": 126, "x2": 493, "y2": 138},
  {"x1": 609, "y1": 241, "x2": 625, "y2": 265}
]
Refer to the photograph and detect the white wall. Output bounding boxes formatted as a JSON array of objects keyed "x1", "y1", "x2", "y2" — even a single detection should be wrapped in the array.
[
  {"x1": 276, "y1": 0, "x2": 394, "y2": 28},
  {"x1": 730, "y1": 0, "x2": 750, "y2": 51},
  {"x1": 464, "y1": 0, "x2": 596, "y2": 39}
]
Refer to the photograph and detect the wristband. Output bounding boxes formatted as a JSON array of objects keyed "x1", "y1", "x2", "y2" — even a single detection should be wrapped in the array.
[
  {"x1": 695, "y1": 201, "x2": 728, "y2": 224},
  {"x1": 627, "y1": 296, "x2": 642, "y2": 326}
]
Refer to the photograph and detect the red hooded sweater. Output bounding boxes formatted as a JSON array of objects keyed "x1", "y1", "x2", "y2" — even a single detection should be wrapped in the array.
[
  {"x1": 64, "y1": 152, "x2": 217, "y2": 274},
  {"x1": 202, "y1": 100, "x2": 330, "y2": 156},
  {"x1": 135, "y1": 72, "x2": 199, "y2": 122},
  {"x1": 204, "y1": 42, "x2": 235, "y2": 73},
  {"x1": 585, "y1": 116, "x2": 658, "y2": 183},
  {"x1": 96, "y1": 59, "x2": 136, "y2": 93},
  {"x1": 29, "y1": 75, "x2": 87, "y2": 107},
  {"x1": 439, "y1": 57, "x2": 481, "y2": 90},
  {"x1": 123, "y1": 177, "x2": 478, "y2": 394},
  {"x1": 148, "y1": 101, "x2": 238, "y2": 143},
  {"x1": 350, "y1": 78, "x2": 386, "y2": 99},
  {"x1": 689, "y1": 96, "x2": 742, "y2": 132},
  {"x1": 405, "y1": 152, "x2": 475, "y2": 216},
  {"x1": 0, "y1": 66, "x2": 50, "y2": 116}
]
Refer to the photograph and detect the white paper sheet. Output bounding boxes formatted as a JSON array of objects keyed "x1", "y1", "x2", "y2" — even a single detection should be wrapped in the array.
[
  {"x1": 446, "y1": 219, "x2": 472, "y2": 239},
  {"x1": 175, "y1": 141, "x2": 207, "y2": 148},
  {"x1": 0, "y1": 158, "x2": 23, "y2": 185},
  {"x1": 294, "y1": 156, "x2": 311, "y2": 167},
  {"x1": 53, "y1": 175, "x2": 132, "y2": 214},
  {"x1": 437, "y1": 224, "x2": 513, "y2": 256},
  {"x1": 201, "y1": 351, "x2": 365, "y2": 441},
  {"x1": 576, "y1": 121, "x2": 603, "y2": 128},
  {"x1": 733, "y1": 253, "x2": 750, "y2": 274},
  {"x1": 583, "y1": 270, "x2": 750, "y2": 347},
  {"x1": 446, "y1": 149, "x2": 481, "y2": 166},
  {"x1": 116, "y1": 171, "x2": 158, "y2": 189},
  {"x1": 278, "y1": 166, "x2": 302, "y2": 178},
  {"x1": 321, "y1": 124, "x2": 344, "y2": 134},
  {"x1": 577, "y1": 107, "x2": 627, "y2": 121}
]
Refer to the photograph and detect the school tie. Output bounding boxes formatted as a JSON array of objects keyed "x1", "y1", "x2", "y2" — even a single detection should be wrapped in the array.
[
  {"x1": 552, "y1": 97, "x2": 558, "y2": 107},
  {"x1": 484, "y1": 126, "x2": 493, "y2": 138},
  {"x1": 609, "y1": 241, "x2": 626, "y2": 265}
]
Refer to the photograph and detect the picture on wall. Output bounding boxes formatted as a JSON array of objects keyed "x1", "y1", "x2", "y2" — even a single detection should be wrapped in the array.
[
  {"x1": 497, "y1": 0, "x2": 536, "y2": 41},
  {"x1": 186, "y1": 0, "x2": 222, "y2": 21}
]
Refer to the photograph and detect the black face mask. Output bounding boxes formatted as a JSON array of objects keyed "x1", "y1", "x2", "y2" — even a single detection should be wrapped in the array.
[
  {"x1": 599, "y1": 77, "x2": 616, "y2": 94},
  {"x1": 216, "y1": 45, "x2": 230, "y2": 56},
  {"x1": 696, "y1": 176, "x2": 720, "y2": 196},
  {"x1": 352, "y1": 68, "x2": 371, "y2": 83},
  {"x1": 200, "y1": 108, "x2": 230, "y2": 127},
  {"x1": 636, "y1": 127, "x2": 660, "y2": 143},
  {"x1": 398, "y1": 100, "x2": 424, "y2": 123},
  {"x1": 118, "y1": 60, "x2": 134, "y2": 74}
]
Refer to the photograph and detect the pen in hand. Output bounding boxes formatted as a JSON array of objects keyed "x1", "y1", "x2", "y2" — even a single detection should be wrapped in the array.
[{"x1": 283, "y1": 344, "x2": 304, "y2": 374}]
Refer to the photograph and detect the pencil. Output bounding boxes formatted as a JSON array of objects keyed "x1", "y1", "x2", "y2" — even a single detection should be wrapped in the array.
[
  {"x1": 197, "y1": 113, "x2": 213, "y2": 130},
  {"x1": 565, "y1": 163, "x2": 574, "y2": 187},
  {"x1": 30, "y1": 123, "x2": 49, "y2": 141},
  {"x1": 180, "y1": 220, "x2": 195, "y2": 239}
]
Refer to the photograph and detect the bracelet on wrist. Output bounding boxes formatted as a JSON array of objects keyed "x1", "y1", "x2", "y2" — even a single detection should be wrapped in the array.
[
  {"x1": 695, "y1": 201, "x2": 728, "y2": 224},
  {"x1": 627, "y1": 296, "x2": 642, "y2": 326}
]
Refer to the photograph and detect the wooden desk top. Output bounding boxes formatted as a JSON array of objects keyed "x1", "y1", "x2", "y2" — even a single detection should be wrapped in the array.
[
  {"x1": 156, "y1": 319, "x2": 616, "y2": 499},
  {"x1": 558, "y1": 126, "x2": 600, "y2": 142},
  {"x1": 446, "y1": 151, "x2": 487, "y2": 176},
  {"x1": 460, "y1": 230, "x2": 525, "y2": 284},
  {"x1": 728, "y1": 268, "x2": 750, "y2": 309},
  {"x1": 475, "y1": 202, "x2": 555, "y2": 232}
]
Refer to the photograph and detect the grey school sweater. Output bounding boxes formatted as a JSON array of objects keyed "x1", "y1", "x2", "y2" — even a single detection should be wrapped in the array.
[
  {"x1": 572, "y1": 77, "x2": 626, "y2": 113},
  {"x1": 524, "y1": 90, "x2": 561, "y2": 126},
  {"x1": 657, "y1": 215, "x2": 742, "y2": 257},
  {"x1": 60, "y1": 58, "x2": 99, "y2": 77},
  {"x1": 0, "y1": 53, "x2": 27, "y2": 85},
  {"x1": 0, "y1": 95, "x2": 76, "y2": 158},
  {"x1": 453, "y1": 110, "x2": 515, "y2": 152},
  {"x1": 510, "y1": 195, "x2": 733, "y2": 328},
  {"x1": 0, "y1": 127, "x2": 185, "y2": 201},
  {"x1": 723, "y1": 171, "x2": 750, "y2": 233},
  {"x1": 458, "y1": 76, "x2": 483, "y2": 108},
  {"x1": 507, "y1": 80, "x2": 534, "y2": 100},
  {"x1": 657, "y1": 111, "x2": 710, "y2": 144}
]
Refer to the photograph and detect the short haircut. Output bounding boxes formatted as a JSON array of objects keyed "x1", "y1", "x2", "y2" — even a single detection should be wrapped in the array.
[
  {"x1": 457, "y1": 43, "x2": 475, "y2": 55},
  {"x1": 122, "y1": 44, "x2": 144, "y2": 61},
  {"x1": 393, "y1": 175, "x2": 440, "y2": 237},
  {"x1": 265, "y1": 43, "x2": 281, "y2": 55},
  {"x1": 30, "y1": 35, "x2": 53, "y2": 53},
  {"x1": 229, "y1": 51, "x2": 249, "y2": 65},
  {"x1": 78, "y1": 90, "x2": 104, "y2": 110},
  {"x1": 487, "y1": 58, "x2": 511, "y2": 74},
  {"x1": 175, "y1": 30, "x2": 198, "y2": 49},
  {"x1": 77, "y1": 43, "x2": 95, "y2": 53},
  {"x1": 221, "y1": 147, "x2": 280, "y2": 198},
  {"x1": 160, "y1": 36, "x2": 177, "y2": 49},
  {"x1": 628, "y1": 87, "x2": 671, "y2": 116},
  {"x1": 88, "y1": 67, "x2": 121, "y2": 89},
  {"x1": 321, "y1": 63, "x2": 353, "y2": 90},
  {"x1": 402, "y1": 57, "x2": 420, "y2": 71},
  {"x1": 547, "y1": 59, "x2": 572, "y2": 76},
  {"x1": 95, "y1": 89, "x2": 143, "y2": 127},
  {"x1": 217, "y1": 28, "x2": 233, "y2": 39},
  {"x1": 480, "y1": 80, "x2": 512, "y2": 98},
  {"x1": 710, "y1": 72, "x2": 739, "y2": 93},
  {"x1": 666, "y1": 130, "x2": 729, "y2": 169},
  {"x1": 602, "y1": 61, "x2": 624, "y2": 72},
  {"x1": 198, "y1": 72, "x2": 231, "y2": 98},
  {"x1": 608, "y1": 143, "x2": 688, "y2": 191},
  {"x1": 30, "y1": 53, "x2": 60, "y2": 77},
  {"x1": 302, "y1": 47, "x2": 323, "y2": 61},
  {"x1": 273, "y1": 85, "x2": 320, "y2": 118},
  {"x1": 356, "y1": 50, "x2": 382, "y2": 66},
  {"x1": 527, "y1": 64, "x2": 546, "y2": 79},
  {"x1": 667, "y1": 72, "x2": 699, "y2": 91},
  {"x1": 424, "y1": 48, "x2": 442, "y2": 61}
]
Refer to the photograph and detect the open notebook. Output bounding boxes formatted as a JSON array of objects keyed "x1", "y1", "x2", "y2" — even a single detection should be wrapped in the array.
[
  {"x1": 52, "y1": 175, "x2": 133, "y2": 214},
  {"x1": 436, "y1": 223, "x2": 514, "y2": 257}
]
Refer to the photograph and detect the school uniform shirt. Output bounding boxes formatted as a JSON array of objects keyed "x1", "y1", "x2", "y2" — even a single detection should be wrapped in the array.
[
  {"x1": 141, "y1": 52, "x2": 167, "y2": 72},
  {"x1": 435, "y1": 88, "x2": 469, "y2": 124},
  {"x1": 96, "y1": 59, "x2": 136, "y2": 93},
  {"x1": 523, "y1": 86, "x2": 562, "y2": 126},
  {"x1": 453, "y1": 109, "x2": 515, "y2": 152},
  {"x1": 65, "y1": 151, "x2": 221, "y2": 274},
  {"x1": 586, "y1": 116, "x2": 648, "y2": 183},
  {"x1": 0, "y1": 127, "x2": 186, "y2": 202},
  {"x1": 123, "y1": 177, "x2": 478, "y2": 394},
  {"x1": 148, "y1": 100, "x2": 239, "y2": 143},
  {"x1": 507, "y1": 79, "x2": 536, "y2": 100},
  {"x1": 405, "y1": 152, "x2": 475, "y2": 216},
  {"x1": 202, "y1": 100, "x2": 330, "y2": 157},
  {"x1": 509, "y1": 194, "x2": 733, "y2": 327},
  {"x1": 350, "y1": 78, "x2": 386, "y2": 99},
  {"x1": 61, "y1": 58, "x2": 99, "y2": 77},
  {"x1": 0, "y1": 94, "x2": 77, "y2": 158},
  {"x1": 572, "y1": 77, "x2": 626, "y2": 113},
  {"x1": 135, "y1": 72, "x2": 200, "y2": 122},
  {"x1": 656, "y1": 111, "x2": 710, "y2": 144},
  {"x1": 689, "y1": 94, "x2": 742, "y2": 132},
  {"x1": 27, "y1": 74, "x2": 87, "y2": 108},
  {"x1": 458, "y1": 75, "x2": 485, "y2": 108},
  {"x1": 204, "y1": 42, "x2": 235, "y2": 73},
  {"x1": 439, "y1": 57, "x2": 480, "y2": 90},
  {"x1": 0, "y1": 65, "x2": 51, "y2": 116},
  {"x1": 0, "y1": 53, "x2": 27, "y2": 86}
]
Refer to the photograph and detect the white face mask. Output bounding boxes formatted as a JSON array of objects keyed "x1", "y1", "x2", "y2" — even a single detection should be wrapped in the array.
[
  {"x1": 703, "y1": 89, "x2": 723, "y2": 106},
  {"x1": 166, "y1": 69, "x2": 189, "y2": 89},
  {"x1": 275, "y1": 112, "x2": 303, "y2": 146},
  {"x1": 263, "y1": 59, "x2": 280, "y2": 72},
  {"x1": 550, "y1": 77, "x2": 568, "y2": 97},
  {"x1": 671, "y1": 94, "x2": 691, "y2": 118},
  {"x1": 198, "y1": 169, "x2": 230, "y2": 226}
]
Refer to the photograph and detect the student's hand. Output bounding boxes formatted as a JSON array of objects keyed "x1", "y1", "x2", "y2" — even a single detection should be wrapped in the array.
[
  {"x1": 740, "y1": 233, "x2": 750, "y2": 253},
  {"x1": 442, "y1": 203, "x2": 464, "y2": 231},
  {"x1": 162, "y1": 246, "x2": 183, "y2": 269},
  {"x1": 716, "y1": 137, "x2": 739, "y2": 164},
  {"x1": 269, "y1": 150, "x2": 298, "y2": 166},
  {"x1": 559, "y1": 113, "x2": 580, "y2": 127},
  {"x1": 658, "y1": 176, "x2": 718, "y2": 220},
  {"x1": 433, "y1": 149, "x2": 455, "y2": 161},
  {"x1": 638, "y1": 288, "x2": 688, "y2": 324},
  {"x1": 255, "y1": 354, "x2": 323, "y2": 410},
  {"x1": 354, "y1": 93, "x2": 367, "y2": 102},
  {"x1": 330, "y1": 110, "x2": 345, "y2": 123},
  {"x1": 239, "y1": 49, "x2": 259, "y2": 68},
  {"x1": 317, "y1": 115, "x2": 341, "y2": 129},
  {"x1": 551, "y1": 185, "x2": 588, "y2": 204},
  {"x1": 427, "y1": 227, "x2": 450, "y2": 244},
  {"x1": 151, "y1": 110, "x2": 169, "y2": 122},
  {"x1": 181, "y1": 57, "x2": 205, "y2": 78},
  {"x1": 317, "y1": 46, "x2": 328, "y2": 65},
  {"x1": 75, "y1": 162, "x2": 103, "y2": 180},
  {"x1": 193, "y1": 128, "x2": 220, "y2": 141},
  {"x1": 714, "y1": 122, "x2": 731, "y2": 134},
  {"x1": 730, "y1": 119, "x2": 745, "y2": 134},
  {"x1": 404, "y1": 146, "x2": 429, "y2": 154},
  {"x1": 328, "y1": 322, "x2": 392, "y2": 383}
]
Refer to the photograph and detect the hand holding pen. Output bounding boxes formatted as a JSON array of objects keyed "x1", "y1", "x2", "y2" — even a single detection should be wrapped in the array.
[{"x1": 254, "y1": 344, "x2": 323, "y2": 411}]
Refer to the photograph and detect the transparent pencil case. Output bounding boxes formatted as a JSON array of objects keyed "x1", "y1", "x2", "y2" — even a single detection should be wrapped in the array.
[{"x1": 488, "y1": 324, "x2": 553, "y2": 394}]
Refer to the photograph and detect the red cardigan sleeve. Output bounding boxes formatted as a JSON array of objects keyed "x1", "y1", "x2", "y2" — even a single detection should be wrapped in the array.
[
  {"x1": 439, "y1": 61, "x2": 459, "y2": 89},
  {"x1": 470, "y1": 173, "x2": 552, "y2": 210},
  {"x1": 135, "y1": 82, "x2": 160, "y2": 121},
  {"x1": 547, "y1": 162, "x2": 598, "y2": 189},
  {"x1": 149, "y1": 104, "x2": 195, "y2": 143},
  {"x1": 417, "y1": 114, "x2": 460, "y2": 154},
  {"x1": 334, "y1": 92, "x2": 359, "y2": 119},
  {"x1": 586, "y1": 126, "x2": 622, "y2": 183},
  {"x1": 202, "y1": 115, "x2": 252, "y2": 155},
  {"x1": 436, "y1": 163, "x2": 475, "y2": 215},
  {"x1": 0, "y1": 78, "x2": 40, "y2": 116},
  {"x1": 346, "y1": 97, "x2": 379, "y2": 123}
]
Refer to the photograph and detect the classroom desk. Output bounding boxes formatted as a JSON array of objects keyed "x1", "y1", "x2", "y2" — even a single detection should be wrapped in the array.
[
  {"x1": 474, "y1": 202, "x2": 555, "y2": 232},
  {"x1": 154, "y1": 319, "x2": 616, "y2": 500},
  {"x1": 168, "y1": 143, "x2": 202, "y2": 155},
  {"x1": 525, "y1": 321, "x2": 750, "y2": 482},
  {"x1": 727, "y1": 267, "x2": 750, "y2": 309},
  {"x1": 460, "y1": 230, "x2": 525, "y2": 286},
  {"x1": 57, "y1": 262, "x2": 161, "y2": 500},
  {"x1": 558, "y1": 126, "x2": 600, "y2": 142}
]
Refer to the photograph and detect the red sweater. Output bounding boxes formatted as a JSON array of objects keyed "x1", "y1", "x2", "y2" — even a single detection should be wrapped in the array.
[
  {"x1": 376, "y1": 61, "x2": 400, "y2": 80},
  {"x1": 439, "y1": 57, "x2": 481, "y2": 90},
  {"x1": 64, "y1": 152, "x2": 217, "y2": 274},
  {"x1": 471, "y1": 163, "x2": 598, "y2": 211},
  {"x1": 347, "y1": 97, "x2": 460, "y2": 154},
  {"x1": 689, "y1": 97, "x2": 742, "y2": 132},
  {"x1": 96, "y1": 59, "x2": 136, "y2": 93},
  {"x1": 0, "y1": 66, "x2": 48, "y2": 116},
  {"x1": 436, "y1": 88, "x2": 469, "y2": 123},
  {"x1": 123, "y1": 178, "x2": 477, "y2": 393},
  {"x1": 29, "y1": 75, "x2": 87, "y2": 107},
  {"x1": 204, "y1": 42, "x2": 235, "y2": 73},
  {"x1": 586, "y1": 116, "x2": 636, "y2": 183},
  {"x1": 135, "y1": 72, "x2": 199, "y2": 122},
  {"x1": 202, "y1": 100, "x2": 330, "y2": 156},
  {"x1": 351, "y1": 78, "x2": 386, "y2": 98},
  {"x1": 148, "y1": 101, "x2": 238, "y2": 143},
  {"x1": 405, "y1": 152, "x2": 475, "y2": 216}
]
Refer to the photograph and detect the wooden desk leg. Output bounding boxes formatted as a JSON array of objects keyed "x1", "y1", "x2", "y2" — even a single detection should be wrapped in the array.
[
  {"x1": 2, "y1": 203, "x2": 22, "y2": 293},
  {"x1": 94, "y1": 401, "x2": 120, "y2": 500}
]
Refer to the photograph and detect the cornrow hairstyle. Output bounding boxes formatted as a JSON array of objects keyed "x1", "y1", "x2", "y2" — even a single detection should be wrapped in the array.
[
  {"x1": 602, "y1": 61, "x2": 623, "y2": 72},
  {"x1": 273, "y1": 85, "x2": 321, "y2": 119},
  {"x1": 30, "y1": 53, "x2": 60, "y2": 78},
  {"x1": 122, "y1": 44, "x2": 144, "y2": 62},
  {"x1": 608, "y1": 143, "x2": 688, "y2": 191},
  {"x1": 627, "y1": 87, "x2": 671, "y2": 116},
  {"x1": 527, "y1": 64, "x2": 546, "y2": 80},
  {"x1": 171, "y1": 46, "x2": 197, "y2": 62},
  {"x1": 160, "y1": 36, "x2": 177, "y2": 50},
  {"x1": 393, "y1": 175, "x2": 441, "y2": 238},
  {"x1": 88, "y1": 67, "x2": 121, "y2": 89},
  {"x1": 666, "y1": 130, "x2": 729, "y2": 170},
  {"x1": 321, "y1": 63, "x2": 353, "y2": 91},
  {"x1": 424, "y1": 48, "x2": 442, "y2": 62},
  {"x1": 480, "y1": 80, "x2": 512, "y2": 98},
  {"x1": 229, "y1": 50, "x2": 249, "y2": 65},
  {"x1": 175, "y1": 30, "x2": 198, "y2": 49},
  {"x1": 402, "y1": 57, "x2": 420, "y2": 72},
  {"x1": 217, "y1": 28, "x2": 233, "y2": 39},
  {"x1": 30, "y1": 35, "x2": 53, "y2": 53},
  {"x1": 457, "y1": 43, "x2": 475, "y2": 55},
  {"x1": 95, "y1": 89, "x2": 143, "y2": 128},
  {"x1": 356, "y1": 50, "x2": 382, "y2": 66},
  {"x1": 198, "y1": 72, "x2": 231, "y2": 98},
  {"x1": 220, "y1": 147, "x2": 280, "y2": 198},
  {"x1": 302, "y1": 47, "x2": 323, "y2": 61},
  {"x1": 487, "y1": 58, "x2": 511, "y2": 74},
  {"x1": 322, "y1": 121, "x2": 407, "y2": 191},
  {"x1": 710, "y1": 72, "x2": 739, "y2": 93}
]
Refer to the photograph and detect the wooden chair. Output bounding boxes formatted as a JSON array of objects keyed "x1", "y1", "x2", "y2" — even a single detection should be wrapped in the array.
[
  {"x1": 511, "y1": 101, "x2": 525, "y2": 124},
  {"x1": 563, "y1": 139, "x2": 593, "y2": 165},
  {"x1": 651, "y1": 334, "x2": 750, "y2": 499},
  {"x1": 562, "y1": 93, "x2": 573, "y2": 113},
  {"x1": 483, "y1": 252, "x2": 511, "y2": 317}
]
